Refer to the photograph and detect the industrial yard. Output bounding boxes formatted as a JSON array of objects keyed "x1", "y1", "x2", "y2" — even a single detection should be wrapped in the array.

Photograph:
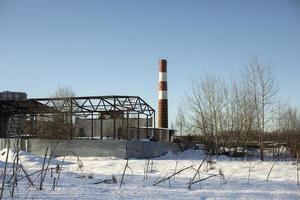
[{"x1": 1, "y1": 1, "x2": 300, "y2": 199}]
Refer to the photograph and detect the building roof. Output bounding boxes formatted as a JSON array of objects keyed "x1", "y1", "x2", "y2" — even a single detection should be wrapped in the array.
[
  {"x1": 0, "y1": 99, "x2": 55, "y2": 115},
  {"x1": 0, "y1": 95, "x2": 155, "y2": 117}
]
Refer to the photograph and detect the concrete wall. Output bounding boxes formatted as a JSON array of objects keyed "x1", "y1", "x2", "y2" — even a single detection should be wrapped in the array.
[
  {"x1": 0, "y1": 138, "x2": 29, "y2": 151},
  {"x1": 126, "y1": 141, "x2": 178, "y2": 158},
  {"x1": 0, "y1": 138, "x2": 179, "y2": 159},
  {"x1": 74, "y1": 118, "x2": 152, "y2": 139},
  {"x1": 0, "y1": 91, "x2": 27, "y2": 137},
  {"x1": 27, "y1": 139, "x2": 127, "y2": 158},
  {"x1": 0, "y1": 91, "x2": 27, "y2": 101},
  {"x1": 0, "y1": 116, "x2": 9, "y2": 138}
]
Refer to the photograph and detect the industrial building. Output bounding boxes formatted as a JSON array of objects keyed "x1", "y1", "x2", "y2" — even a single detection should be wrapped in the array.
[{"x1": 0, "y1": 59, "x2": 175, "y2": 141}]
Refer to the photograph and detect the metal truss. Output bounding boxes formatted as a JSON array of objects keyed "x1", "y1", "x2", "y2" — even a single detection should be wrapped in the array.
[
  {"x1": 30, "y1": 95, "x2": 155, "y2": 117},
  {"x1": 0, "y1": 95, "x2": 156, "y2": 139}
]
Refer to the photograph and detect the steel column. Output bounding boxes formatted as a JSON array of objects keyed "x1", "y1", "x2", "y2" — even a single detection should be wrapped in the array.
[
  {"x1": 153, "y1": 111, "x2": 156, "y2": 140},
  {"x1": 69, "y1": 100, "x2": 73, "y2": 139},
  {"x1": 146, "y1": 115, "x2": 149, "y2": 138},
  {"x1": 113, "y1": 98, "x2": 116, "y2": 140},
  {"x1": 91, "y1": 112, "x2": 94, "y2": 139},
  {"x1": 127, "y1": 111, "x2": 129, "y2": 139},
  {"x1": 137, "y1": 113, "x2": 140, "y2": 140},
  {"x1": 100, "y1": 113, "x2": 103, "y2": 139}
]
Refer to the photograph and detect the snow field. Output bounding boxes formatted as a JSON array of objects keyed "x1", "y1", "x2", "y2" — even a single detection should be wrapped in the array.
[{"x1": 0, "y1": 149, "x2": 299, "y2": 199}]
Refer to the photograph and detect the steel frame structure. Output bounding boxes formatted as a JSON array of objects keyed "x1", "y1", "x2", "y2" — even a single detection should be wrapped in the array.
[{"x1": 0, "y1": 95, "x2": 156, "y2": 139}]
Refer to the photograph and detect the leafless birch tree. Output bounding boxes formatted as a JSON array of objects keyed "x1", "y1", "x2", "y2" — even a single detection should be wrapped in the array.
[{"x1": 243, "y1": 57, "x2": 278, "y2": 160}]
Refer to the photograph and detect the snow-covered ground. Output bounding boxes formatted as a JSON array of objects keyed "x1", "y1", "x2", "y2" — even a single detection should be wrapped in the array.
[{"x1": 0, "y1": 148, "x2": 299, "y2": 199}]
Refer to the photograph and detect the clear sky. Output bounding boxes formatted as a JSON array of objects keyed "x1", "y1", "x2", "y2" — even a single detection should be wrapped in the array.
[{"x1": 0, "y1": 0, "x2": 300, "y2": 124}]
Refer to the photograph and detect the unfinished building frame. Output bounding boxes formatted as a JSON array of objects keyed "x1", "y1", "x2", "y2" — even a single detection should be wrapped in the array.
[{"x1": 0, "y1": 96, "x2": 155, "y2": 140}]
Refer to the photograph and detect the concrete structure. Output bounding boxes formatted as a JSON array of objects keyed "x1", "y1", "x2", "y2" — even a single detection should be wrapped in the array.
[
  {"x1": 0, "y1": 59, "x2": 178, "y2": 158},
  {"x1": 0, "y1": 138, "x2": 179, "y2": 158},
  {"x1": 74, "y1": 117, "x2": 152, "y2": 140},
  {"x1": 0, "y1": 91, "x2": 27, "y2": 101},
  {"x1": 0, "y1": 59, "x2": 174, "y2": 141},
  {"x1": 73, "y1": 118, "x2": 174, "y2": 141},
  {"x1": 0, "y1": 91, "x2": 27, "y2": 138},
  {"x1": 155, "y1": 59, "x2": 176, "y2": 140},
  {"x1": 158, "y1": 59, "x2": 168, "y2": 128}
]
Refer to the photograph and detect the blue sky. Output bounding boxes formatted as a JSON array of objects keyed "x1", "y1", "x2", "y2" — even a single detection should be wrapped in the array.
[{"x1": 0, "y1": 0, "x2": 300, "y2": 123}]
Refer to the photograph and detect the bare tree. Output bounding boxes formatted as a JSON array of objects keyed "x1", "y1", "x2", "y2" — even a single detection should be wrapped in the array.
[
  {"x1": 187, "y1": 75, "x2": 226, "y2": 154},
  {"x1": 53, "y1": 86, "x2": 75, "y2": 99},
  {"x1": 276, "y1": 105, "x2": 300, "y2": 157},
  {"x1": 184, "y1": 56, "x2": 279, "y2": 158},
  {"x1": 184, "y1": 57, "x2": 281, "y2": 159},
  {"x1": 244, "y1": 57, "x2": 278, "y2": 161},
  {"x1": 37, "y1": 86, "x2": 75, "y2": 138},
  {"x1": 174, "y1": 105, "x2": 189, "y2": 137},
  {"x1": 277, "y1": 106, "x2": 299, "y2": 132}
]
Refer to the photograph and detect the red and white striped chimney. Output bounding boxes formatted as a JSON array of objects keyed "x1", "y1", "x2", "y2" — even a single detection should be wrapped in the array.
[{"x1": 158, "y1": 59, "x2": 168, "y2": 128}]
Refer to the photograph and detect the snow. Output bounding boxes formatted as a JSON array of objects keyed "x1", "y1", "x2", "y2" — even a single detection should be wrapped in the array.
[{"x1": 0, "y1": 148, "x2": 299, "y2": 199}]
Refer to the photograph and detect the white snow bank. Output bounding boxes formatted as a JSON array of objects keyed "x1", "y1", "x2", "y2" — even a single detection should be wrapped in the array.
[{"x1": 0, "y1": 148, "x2": 299, "y2": 199}]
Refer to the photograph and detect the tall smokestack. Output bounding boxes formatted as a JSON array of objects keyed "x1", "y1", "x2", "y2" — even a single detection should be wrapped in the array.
[{"x1": 158, "y1": 59, "x2": 168, "y2": 128}]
